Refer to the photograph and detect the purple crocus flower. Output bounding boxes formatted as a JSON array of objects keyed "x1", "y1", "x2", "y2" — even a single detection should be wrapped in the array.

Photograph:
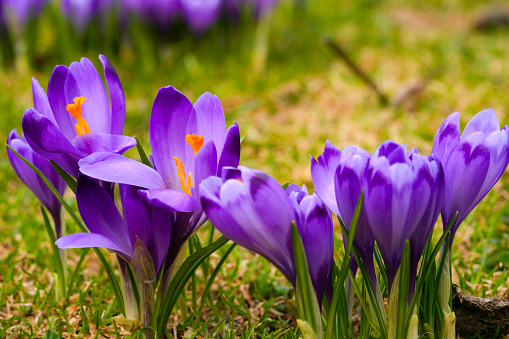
[
  {"x1": 78, "y1": 86, "x2": 240, "y2": 272},
  {"x1": 21, "y1": 55, "x2": 136, "y2": 178},
  {"x1": 179, "y1": 0, "x2": 222, "y2": 34},
  {"x1": 365, "y1": 141, "x2": 441, "y2": 292},
  {"x1": 56, "y1": 175, "x2": 171, "y2": 274},
  {"x1": 432, "y1": 109, "x2": 509, "y2": 244},
  {"x1": 311, "y1": 142, "x2": 376, "y2": 287},
  {"x1": 1, "y1": 0, "x2": 46, "y2": 28},
  {"x1": 61, "y1": 0, "x2": 115, "y2": 32},
  {"x1": 7, "y1": 129, "x2": 67, "y2": 237},
  {"x1": 199, "y1": 166, "x2": 333, "y2": 305}
]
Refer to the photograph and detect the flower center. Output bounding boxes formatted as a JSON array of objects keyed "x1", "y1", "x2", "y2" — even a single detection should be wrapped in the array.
[
  {"x1": 186, "y1": 134, "x2": 204, "y2": 155},
  {"x1": 66, "y1": 96, "x2": 90, "y2": 136},
  {"x1": 174, "y1": 156, "x2": 193, "y2": 195}
]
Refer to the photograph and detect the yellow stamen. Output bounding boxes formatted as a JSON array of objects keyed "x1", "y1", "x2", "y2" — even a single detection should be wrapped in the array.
[
  {"x1": 174, "y1": 156, "x2": 193, "y2": 195},
  {"x1": 66, "y1": 96, "x2": 90, "y2": 136},
  {"x1": 471, "y1": 130, "x2": 482, "y2": 134},
  {"x1": 186, "y1": 134, "x2": 205, "y2": 155}
]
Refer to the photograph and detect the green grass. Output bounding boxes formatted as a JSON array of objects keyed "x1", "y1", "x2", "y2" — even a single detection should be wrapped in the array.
[{"x1": 2, "y1": 0, "x2": 509, "y2": 337}]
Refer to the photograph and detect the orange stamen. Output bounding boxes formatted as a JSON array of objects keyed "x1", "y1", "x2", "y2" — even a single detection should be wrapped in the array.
[
  {"x1": 174, "y1": 156, "x2": 193, "y2": 195},
  {"x1": 66, "y1": 96, "x2": 90, "y2": 136},
  {"x1": 186, "y1": 134, "x2": 205, "y2": 155}
]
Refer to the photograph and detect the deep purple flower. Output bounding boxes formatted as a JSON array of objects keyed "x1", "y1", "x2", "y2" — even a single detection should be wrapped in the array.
[
  {"x1": 56, "y1": 175, "x2": 171, "y2": 274},
  {"x1": 311, "y1": 142, "x2": 376, "y2": 287},
  {"x1": 78, "y1": 86, "x2": 240, "y2": 269},
  {"x1": 365, "y1": 141, "x2": 441, "y2": 291},
  {"x1": 21, "y1": 55, "x2": 136, "y2": 178},
  {"x1": 199, "y1": 166, "x2": 333, "y2": 305},
  {"x1": 7, "y1": 129, "x2": 66, "y2": 237},
  {"x1": 433, "y1": 109, "x2": 509, "y2": 244}
]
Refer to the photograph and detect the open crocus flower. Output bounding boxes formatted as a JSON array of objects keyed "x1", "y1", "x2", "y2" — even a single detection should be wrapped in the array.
[
  {"x1": 311, "y1": 142, "x2": 376, "y2": 287},
  {"x1": 21, "y1": 55, "x2": 136, "y2": 178},
  {"x1": 79, "y1": 86, "x2": 240, "y2": 269},
  {"x1": 432, "y1": 109, "x2": 509, "y2": 244},
  {"x1": 56, "y1": 175, "x2": 171, "y2": 275},
  {"x1": 365, "y1": 141, "x2": 441, "y2": 291},
  {"x1": 7, "y1": 130, "x2": 66, "y2": 237},
  {"x1": 199, "y1": 166, "x2": 333, "y2": 305}
]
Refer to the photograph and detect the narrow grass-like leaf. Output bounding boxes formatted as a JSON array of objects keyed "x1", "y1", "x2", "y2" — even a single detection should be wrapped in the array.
[
  {"x1": 198, "y1": 243, "x2": 237, "y2": 318},
  {"x1": 50, "y1": 160, "x2": 77, "y2": 193},
  {"x1": 346, "y1": 270, "x2": 379, "y2": 331},
  {"x1": 7, "y1": 144, "x2": 126, "y2": 315},
  {"x1": 41, "y1": 206, "x2": 66, "y2": 299},
  {"x1": 396, "y1": 241, "x2": 411, "y2": 338},
  {"x1": 292, "y1": 223, "x2": 322, "y2": 338},
  {"x1": 135, "y1": 137, "x2": 153, "y2": 168},
  {"x1": 404, "y1": 212, "x2": 457, "y2": 332},
  {"x1": 156, "y1": 236, "x2": 229, "y2": 334}
]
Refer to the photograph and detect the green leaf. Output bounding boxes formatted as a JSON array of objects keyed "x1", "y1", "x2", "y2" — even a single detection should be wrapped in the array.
[
  {"x1": 292, "y1": 223, "x2": 322, "y2": 338},
  {"x1": 135, "y1": 137, "x2": 153, "y2": 168},
  {"x1": 156, "y1": 236, "x2": 229, "y2": 334},
  {"x1": 395, "y1": 241, "x2": 411, "y2": 338},
  {"x1": 50, "y1": 160, "x2": 77, "y2": 194},
  {"x1": 41, "y1": 206, "x2": 66, "y2": 299},
  {"x1": 6, "y1": 144, "x2": 126, "y2": 315}
]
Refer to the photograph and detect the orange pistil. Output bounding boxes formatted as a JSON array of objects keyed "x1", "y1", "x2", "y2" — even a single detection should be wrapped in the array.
[
  {"x1": 66, "y1": 96, "x2": 90, "y2": 136},
  {"x1": 186, "y1": 134, "x2": 205, "y2": 155},
  {"x1": 471, "y1": 130, "x2": 482, "y2": 134},
  {"x1": 174, "y1": 156, "x2": 193, "y2": 195}
]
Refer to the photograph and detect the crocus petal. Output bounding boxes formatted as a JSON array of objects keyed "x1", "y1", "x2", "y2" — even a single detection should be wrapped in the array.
[
  {"x1": 193, "y1": 140, "x2": 217, "y2": 196},
  {"x1": 56, "y1": 233, "x2": 133, "y2": 259},
  {"x1": 150, "y1": 86, "x2": 194, "y2": 188},
  {"x1": 99, "y1": 55, "x2": 125, "y2": 135},
  {"x1": 217, "y1": 122, "x2": 241, "y2": 174},
  {"x1": 32, "y1": 78, "x2": 57, "y2": 125},
  {"x1": 48, "y1": 65, "x2": 75, "y2": 141},
  {"x1": 65, "y1": 58, "x2": 111, "y2": 134},
  {"x1": 432, "y1": 112, "x2": 460, "y2": 160},
  {"x1": 461, "y1": 108, "x2": 500, "y2": 141},
  {"x1": 76, "y1": 176, "x2": 132, "y2": 254},
  {"x1": 310, "y1": 141, "x2": 341, "y2": 215},
  {"x1": 79, "y1": 152, "x2": 166, "y2": 189},
  {"x1": 139, "y1": 189, "x2": 201, "y2": 212},
  {"x1": 374, "y1": 140, "x2": 408, "y2": 165},
  {"x1": 73, "y1": 133, "x2": 136, "y2": 156},
  {"x1": 193, "y1": 92, "x2": 227, "y2": 160},
  {"x1": 22, "y1": 108, "x2": 82, "y2": 177},
  {"x1": 149, "y1": 208, "x2": 173, "y2": 273}
]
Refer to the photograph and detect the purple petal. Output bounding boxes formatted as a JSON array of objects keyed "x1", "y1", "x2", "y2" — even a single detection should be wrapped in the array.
[
  {"x1": 76, "y1": 176, "x2": 132, "y2": 255},
  {"x1": 150, "y1": 86, "x2": 194, "y2": 189},
  {"x1": 193, "y1": 140, "x2": 217, "y2": 196},
  {"x1": 432, "y1": 112, "x2": 460, "y2": 161},
  {"x1": 32, "y1": 78, "x2": 57, "y2": 125},
  {"x1": 180, "y1": 0, "x2": 222, "y2": 33},
  {"x1": 72, "y1": 133, "x2": 136, "y2": 156},
  {"x1": 99, "y1": 55, "x2": 125, "y2": 135},
  {"x1": 373, "y1": 140, "x2": 408, "y2": 164},
  {"x1": 310, "y1": 141, "x2": 341, "y2": 215},
  {"x1": 65, "y1": 58, "x2": 111, "y2": 134},
  {"x1": 193, "y1": 92, "x2": 227, "y2": 160},
  {"x1": 22, "y1": 108, "x2": 82, "y2": 177},
  {"x1": 139, "y1": 189, "x2": 201, "y2": 212},
  {"x1": 48, "y1": 65, "x2": 75, "y2": 141},
  {"x1": 217, "y1": 122, "x2": 241, "y2": 174},
  {"x1": 56, "y1": 233, "x2": 133, "y2": 259},
  {"x1": 79, "y1": 153, "x2": 166, "y2": 189},
  {"x1": 461, "y1": 109, "x2": 500, "y2": 141}
]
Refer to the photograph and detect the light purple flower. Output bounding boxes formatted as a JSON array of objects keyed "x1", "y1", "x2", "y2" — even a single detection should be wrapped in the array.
[
  {"x1": 7, "y1": 129, "x2": 66, "y2": 237},
  {"x1": 61, "y1": 0, "x2": 116, "y2": 32},
  {"x1": 432, "y1": 109, "x2": 509, "y2": 244},
  {"x1": 21, "y1": 55, "x2": 136, "y2": 178},
  {"x1": 1, "y1": 0, "x2": 46, "y2": 28},
  {"x1": 78, "y1": 86, "x2": 240, "y2": 266},
  {"x1": 56, "y1": 175, "x2": 171, "y2": 274},
  {"x1": 199, "y1": 166, "x2": 333, "y2": 305},
  {"x1": 365, "y1": 141, "x2": 441, "y2": 291}
]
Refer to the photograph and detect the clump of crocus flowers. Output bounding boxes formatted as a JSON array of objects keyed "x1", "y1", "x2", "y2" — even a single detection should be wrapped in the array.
[{"x1": 6, "y1": 55, "x2": 509, "y2": 339}]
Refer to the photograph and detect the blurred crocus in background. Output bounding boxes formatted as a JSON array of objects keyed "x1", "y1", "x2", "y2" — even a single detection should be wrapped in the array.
[
  {"x1": 1, "y1": 0, "x2": 47, "y2": 30},
  {"x1": 61, "y1": 0, "x2": 116, "y2": 33},
  {"x1": 199, "y1": 166, "x2": 333, "y2": 305},
  {"x1": 7, "y1": 130, "x2": 66, "y2": 237},
  {"x1": 21, "y1": 55, "x2": 136, "y2": 178},
  {"x1": 79, "y1": 86, "x2": 240, "y2": 293},
  {"x1": 433, "y1": 108, "x2": 509, "y2": 245}
]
